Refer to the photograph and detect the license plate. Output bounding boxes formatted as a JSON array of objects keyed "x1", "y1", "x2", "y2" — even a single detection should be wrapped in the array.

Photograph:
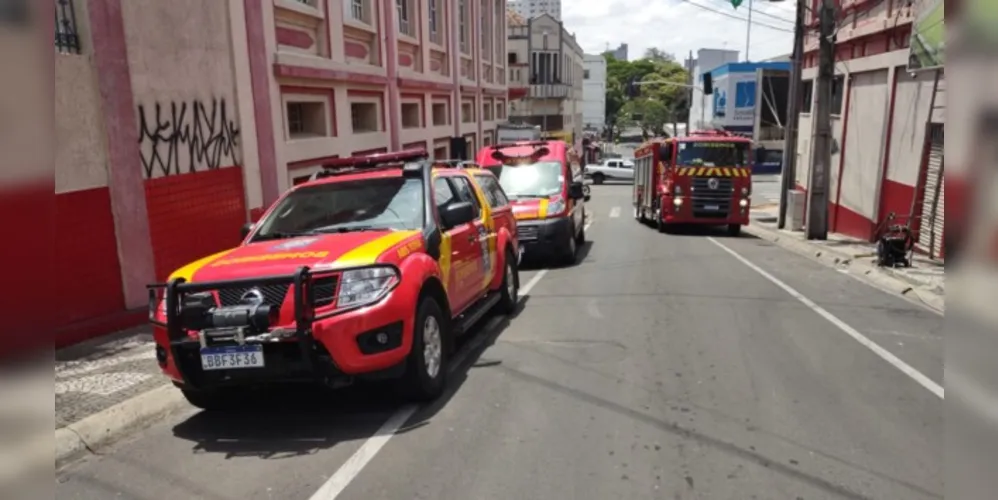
[
  {"x1": 705, "y1": 205, "x2": 720, "y2": 211},
  {"x1": 200, "y1": 345, "x2": 264, "y2": 371}
]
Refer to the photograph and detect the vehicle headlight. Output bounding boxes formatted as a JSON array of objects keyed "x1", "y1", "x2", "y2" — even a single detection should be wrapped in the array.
[
  {"x1": 673, "y1": 185, "x2": 682, "y2": 195},
  {"x1": 741, "y1": 187, "x2": 749, "y2": 195},
  {"x1": 673, "y1": 197, "x2": 683, "y2": 206},
  {"x1": 547, "y1": 196, "x2": 566, "y2": 216},
  {"x1": 739, "y1": 199, "x2": 749, "y2": 207},
  {"x1": 336, "y1": 266, "x2": 399, "y2": 310}
]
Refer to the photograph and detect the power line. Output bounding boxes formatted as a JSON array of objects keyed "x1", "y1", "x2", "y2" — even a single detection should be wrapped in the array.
[
  {"x1": 711, "y1": 0, "x2": 796, "y2": 25},
  {"x1": 678, "y1": 0, "x2": 795, "y2": 32}
]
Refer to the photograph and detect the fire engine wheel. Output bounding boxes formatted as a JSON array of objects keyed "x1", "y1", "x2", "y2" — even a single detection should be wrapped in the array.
[
  {"x1": 726, "y1": 224, "x2": 742, "y2": 237},
  {"x1": 398, "y1": 298, "x2": 448, "y2": 402},
  {"x1": 655, "y1": 209, "x2": 668, "y2": 233},
  {"x1": 496, "y1": 249, "x2": 519, "y2": 315},
  {"x1": 180, "y1": 387, "x2": 247, "y2": 411}
]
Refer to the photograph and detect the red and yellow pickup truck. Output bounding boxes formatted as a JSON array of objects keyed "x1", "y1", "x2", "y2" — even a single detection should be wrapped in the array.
[{"x1": 148, "y1": 150, "x2": 520, "y2": 409}]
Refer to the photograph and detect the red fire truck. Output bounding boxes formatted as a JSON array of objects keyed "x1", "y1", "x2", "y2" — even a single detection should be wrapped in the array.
[{"x1": 632, "y1": 130, "x2": 753, "y2": 236}]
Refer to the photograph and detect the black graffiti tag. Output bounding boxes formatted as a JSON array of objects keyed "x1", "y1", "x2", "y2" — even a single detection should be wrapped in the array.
[{"x1": 137, "y1": 99, "x2": 241, "y2": 178}]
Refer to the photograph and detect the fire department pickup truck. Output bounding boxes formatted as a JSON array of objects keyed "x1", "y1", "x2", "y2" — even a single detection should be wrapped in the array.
[{"x1": 147, "y1": 150, "x2": 520, "y2": 409}]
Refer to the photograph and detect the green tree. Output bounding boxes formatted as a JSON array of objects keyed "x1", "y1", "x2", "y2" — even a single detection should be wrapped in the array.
[{"x1": 603, "y1": 49, "x2": 691, "y2": 136}]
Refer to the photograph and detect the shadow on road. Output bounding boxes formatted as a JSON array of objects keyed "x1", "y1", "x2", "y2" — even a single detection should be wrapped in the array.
[
  {"x1": 518, "y1": 240, "x2": 594, "y2": 271},
  {"x1": 170, "y1": 298, "x2": 530, "y2": 460}
]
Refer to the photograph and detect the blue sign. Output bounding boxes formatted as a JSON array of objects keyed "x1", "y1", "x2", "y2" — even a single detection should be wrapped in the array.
[
  {"x1": 735, "y1": 81, "x2": 756, "y2": 108},
  {"x1": 713, "y1": 90, "x2": 727, "y2": 118}
]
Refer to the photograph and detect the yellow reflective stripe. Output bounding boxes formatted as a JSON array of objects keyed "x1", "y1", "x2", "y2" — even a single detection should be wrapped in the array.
[
  {"x1": 168, "y1": 248, "x2": 237, "y2": 281},
  {"x1": 537, "y1": 199, "x2": 550, "y2": 219},
  {"x1": 723, "y1": 168, "x2": 731, "y2": 176},
  {"x1": 332, "y1": 231, "x2": 420, "y2": 268}
]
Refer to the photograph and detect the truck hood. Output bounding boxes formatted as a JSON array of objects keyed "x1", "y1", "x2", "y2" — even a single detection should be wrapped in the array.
[{"x1": 175, "y1": 230, "x2": 420, "y2": 283}]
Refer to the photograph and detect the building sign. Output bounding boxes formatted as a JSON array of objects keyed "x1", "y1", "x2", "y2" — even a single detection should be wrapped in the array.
[
  {"x1": 907, "y1": 0, "x2": 944, "y2": 71},
  {"x1": 711, "y1": 70, "x2": 757, "y2": 129}
]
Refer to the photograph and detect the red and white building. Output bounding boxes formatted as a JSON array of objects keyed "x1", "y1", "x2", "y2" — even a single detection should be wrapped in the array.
[
  {"x1": 793, "y1": 0, "x2": 945, "y2": 258},
  {"x1": 53, "y1": 0, "x2": 509, "y2": 348}
]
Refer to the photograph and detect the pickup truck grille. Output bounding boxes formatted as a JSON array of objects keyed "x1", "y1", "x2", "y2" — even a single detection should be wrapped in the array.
[
  {"x1": 690, "y1": 177, "x2": 733, "y2": 219},
  {"x1": 215, "y1": 276, "x2": 338, "y2": 308}
]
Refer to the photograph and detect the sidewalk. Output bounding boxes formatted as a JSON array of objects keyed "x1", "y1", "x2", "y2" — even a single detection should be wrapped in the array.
[
  {"x1": 55, "y1": 327, "x2": 185, "y2": 465},
  {"x1": 747, "y1": 204, "x2": 945, "y2": 312}
]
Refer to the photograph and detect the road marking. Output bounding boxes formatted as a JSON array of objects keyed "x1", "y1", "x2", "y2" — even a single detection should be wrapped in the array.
[
  {"x1": 55, "y1": 372, "x2": 153, "y2": 396},
  {"x1": 309, "y1": 221, "x2": 593, "y2": 500},
  {"x1": 707, "y1": 237, "x2": 944, "y2": 399},
  {"x1": 609, "y1": 207, "x2": 621, "y2": 218}
]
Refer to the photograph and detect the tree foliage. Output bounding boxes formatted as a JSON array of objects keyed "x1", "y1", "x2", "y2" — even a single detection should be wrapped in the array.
[{"x1": 603, "y1": 50, "x2": 690, "y2": 138}]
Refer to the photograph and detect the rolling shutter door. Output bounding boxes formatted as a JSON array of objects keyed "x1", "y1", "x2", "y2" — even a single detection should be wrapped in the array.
[{"x1": 917, "y1": 124, "x2": 944, "y2": 259}]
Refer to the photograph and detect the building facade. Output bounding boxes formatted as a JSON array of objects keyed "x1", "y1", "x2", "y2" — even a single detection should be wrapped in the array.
[
  {"x1": 506, "y1": 13, "x2": 584, "y2": 144},
  {"x1": 508, "y1": 0, "x2": 561, "y2": 21},
  {"x1": 607, "y1": 43, "x2": 628, "y2": 61},
  {"x1": 687, "y1": 48, "x2": 740, "y2": 129},
  {"x1": 793, "y1": 0, "x2": 945, "y2": 258},
  {"x1": 582, "y1": 54, "x2": 607, "y2": 131},
  {"x1": 53, "y1": 0, "x2": 509, "y2": 347}
]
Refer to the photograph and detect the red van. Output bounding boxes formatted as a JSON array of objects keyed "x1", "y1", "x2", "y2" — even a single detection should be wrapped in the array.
[{"x1": 476, "y1": 141, "x2": 589, "y2": 265}]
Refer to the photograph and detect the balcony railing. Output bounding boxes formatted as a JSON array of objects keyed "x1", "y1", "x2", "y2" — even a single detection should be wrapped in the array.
[
  {"x1": 55, "y1": 0, "x2": 81, "y2": 54},
  {"x1": 529, "y1": 83, "x2": 570, "y2": 99}
]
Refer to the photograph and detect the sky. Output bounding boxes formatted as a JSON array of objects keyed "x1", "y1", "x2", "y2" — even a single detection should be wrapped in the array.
[{"x1": 559, "y1": 0, "x2": 798, "y2": 63}]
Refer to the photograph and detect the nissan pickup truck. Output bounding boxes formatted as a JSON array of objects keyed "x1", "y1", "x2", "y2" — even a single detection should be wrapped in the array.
[{"x1": 147, "y1": 150, "x2": 520, "y2": 409}]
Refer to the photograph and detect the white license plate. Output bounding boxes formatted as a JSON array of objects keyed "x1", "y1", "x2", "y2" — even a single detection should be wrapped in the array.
[
  {"x1": 705, "y1": 205, "x2": 720, "y2": 211},
  {"x1": 200, "y1": 345, "x2": 264, "y2": 371}
]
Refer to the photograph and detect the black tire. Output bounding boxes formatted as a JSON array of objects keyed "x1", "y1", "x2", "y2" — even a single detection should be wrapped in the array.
[
  {"x1": 592, "y1": 173, "x2": 605, "y2": 185},
  {"x1": 397, "y1": 298, "x2": 448, "y2": 402},
  {"x1": 559, "y1": 225, "x2": 578, "y2": 266},
  {"x1": 495, "y1": 249, "x2": 519, "y2": 315},
  {"x1": 726, "y1": 224, "x2": 742, "y2": 237},
  {"x1": 656, "y1": 210, "x2": 668, "y2": 233},
  {"x1": 575, "y1": 216, "x2": 586, "y2": 245},
  {"x1": 181, "y1": 387, "x2": 245, "y2": 411}
]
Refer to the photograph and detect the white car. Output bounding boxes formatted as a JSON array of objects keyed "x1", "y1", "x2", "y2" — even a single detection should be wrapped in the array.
[{"x1": 585, "y1": 159, "x2": 634, "y2": 184}]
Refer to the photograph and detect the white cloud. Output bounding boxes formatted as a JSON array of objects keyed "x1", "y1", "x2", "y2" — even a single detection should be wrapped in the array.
[{"x1": 561, "y1": 0, "x2": 797, "y2": 62}]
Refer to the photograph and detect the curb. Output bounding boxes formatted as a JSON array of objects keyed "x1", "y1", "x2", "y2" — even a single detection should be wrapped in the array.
[
  {"x1": 744, "y1": 222, "x2": 945, "y2": 313},
  {"x1": 56, "y1": 384, "x2": 186, "y2": 466}
]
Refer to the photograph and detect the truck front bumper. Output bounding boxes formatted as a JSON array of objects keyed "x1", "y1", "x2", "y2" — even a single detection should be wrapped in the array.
[
  {"x1": 515, "y1": 216, "x2": 574, "y2": 260},
  {"x1": 661, "y1": 195, "x2": 751, "y2": 225}
]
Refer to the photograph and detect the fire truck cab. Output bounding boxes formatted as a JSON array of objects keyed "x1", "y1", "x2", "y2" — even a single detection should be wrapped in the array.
[{"x1": 632, "y1": 130, "x2": 753, "y2": 236}]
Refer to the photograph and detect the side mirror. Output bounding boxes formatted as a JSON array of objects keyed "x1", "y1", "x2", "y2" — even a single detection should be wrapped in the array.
[
  {"x1": 241, "y1": 222, "x2": 254, "y2": 240},
  {"x1": 440, "y1": 201, "x2": 476, "y2": 229},
  {"x1": 568, "y1": 182, "x2": 585, "y2": 200}
]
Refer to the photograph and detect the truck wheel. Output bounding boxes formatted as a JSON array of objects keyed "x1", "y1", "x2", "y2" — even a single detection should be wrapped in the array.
[
  {"x1": 560, "y1": 226, "x2": 578, "y2": 266},
  {"x1": 495, "y1": 249, "x2": 519, "y2": 315},
  {"x1": 575, "y1": 217, "x2": 586, "y2": 244},
  {"x1": 181, "y1": 387, "x2": 245, "y2": 411},
  {"x1": 726, "y1": 224, "x2": 742, "y2": 237},
  {"x1": 398, "y1": 298, "x2": 448, "y2": 401},
  {"x1": 656, "y1": 209, "x2": 668, "y2": 233},
  {"x1": 592, "y1": 173, "x2": 605, "y2": 185}
]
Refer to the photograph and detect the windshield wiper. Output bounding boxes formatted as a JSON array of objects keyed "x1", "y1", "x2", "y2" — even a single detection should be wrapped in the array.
[
  {"x1": 252, "y1": 231, "x2": 307, "y2": 241},
  {"x1": 306, "y1": 225, "x2": 391, "y2": 234}
]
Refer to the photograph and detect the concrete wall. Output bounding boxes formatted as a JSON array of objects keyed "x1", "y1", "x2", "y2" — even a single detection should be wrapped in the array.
[
  {"x1": 582, "y1": 54, "x2": 605, "y2": 129},
  {"x1": 837, "y1": 69, "x2": 890, "y2": 236}
]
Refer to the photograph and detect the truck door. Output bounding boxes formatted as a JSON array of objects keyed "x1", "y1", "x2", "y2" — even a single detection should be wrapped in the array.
[
  {"x1": 434, "y1": 176, "x2": 481, "y2": 315},
  {"x1": 449, "y1": 176, "x2": 490, "y2": 308}
]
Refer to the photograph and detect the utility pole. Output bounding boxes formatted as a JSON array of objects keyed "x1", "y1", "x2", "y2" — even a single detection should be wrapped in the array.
[
  {"x1": 777, "y1": 0, "x2": 804, "y2": 229},
  {"x1": 805, "y1": 0, "x2": 836, "y2": 239},
  {"x1": 687, "y1": 50, "x2": 694, "y2": 135}
]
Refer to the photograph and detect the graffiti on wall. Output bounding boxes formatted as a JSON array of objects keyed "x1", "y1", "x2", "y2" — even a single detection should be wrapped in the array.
[{"x1": 137, "y1": 99, "x2": 241, "y2": 178}]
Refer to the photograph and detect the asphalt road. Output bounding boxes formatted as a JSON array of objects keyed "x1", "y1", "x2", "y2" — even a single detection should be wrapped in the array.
[{"x1": 56, "y1": 185, "x2": 943, "y2": 500}]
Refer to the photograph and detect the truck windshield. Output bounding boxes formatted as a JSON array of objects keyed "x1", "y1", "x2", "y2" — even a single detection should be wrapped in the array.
[
  {"x1": 676, "y1": 141, "x2": 749, "y2": 167},
  {"x1": 251, "y1": 177, "x2": 424, "y2": 241},
  {"x1": 487, "y1": 161, "x2": 564, "y2": 198}
]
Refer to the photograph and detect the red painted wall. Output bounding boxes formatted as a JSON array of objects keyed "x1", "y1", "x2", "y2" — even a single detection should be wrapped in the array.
[
  {"x1": 145, "y1": 167, "x2": 247, "y2": 280},
  {"x1": 56, "y1": 188, "x2": 127, "y2": 324},
  {"x1": 879, "y1": 179, "x2": 916, "y2": 225}
]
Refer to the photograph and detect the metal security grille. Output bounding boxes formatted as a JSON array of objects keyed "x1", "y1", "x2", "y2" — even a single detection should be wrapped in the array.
[
  {"x1": 217, "y1": 284, "x2": 291, "y2": 307},
  {"x1": 55, "y1": 0, "x2": 81, "y2": 54},
  {"x1": 690, "y1": 177, "x2": 733, "y2": 218},
  {"x1": 917, "y1": 124, "x2": 944, "y2": 259}
]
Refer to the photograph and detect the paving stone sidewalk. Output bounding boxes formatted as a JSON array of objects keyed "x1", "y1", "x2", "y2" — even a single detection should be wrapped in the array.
[
  {"x1": 55, "y1": 327, "x2": 170, "y2": 429},
  {"x1": 748, "y1": 204, "x2": 945, "y2": 302}
]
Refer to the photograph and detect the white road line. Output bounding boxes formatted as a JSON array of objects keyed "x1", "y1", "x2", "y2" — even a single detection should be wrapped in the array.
[
  {"x1": 707, "y1": 237, "x2": 944, "y2": 399},
  {"x1": 609, "y1": 206, "x2": 621, "y2": 218},
  {"x1": 309, "y1": 221, "x2": 592, "y2": 499}
]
